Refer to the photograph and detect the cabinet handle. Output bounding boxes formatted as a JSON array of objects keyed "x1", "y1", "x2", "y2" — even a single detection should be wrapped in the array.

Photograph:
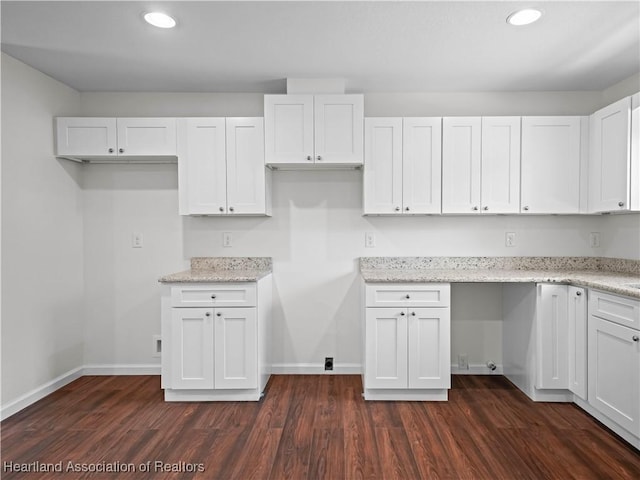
[
  {"x1": 483, "y1": 206, "x2": 489, "y2": 211},
  {"x1": 108, "y1": 148, "x2": 114, "y2": 153},
  {"x1": 229, "y1": 207, "x2": 234, "y2": 212},
  {"x1": 316, "y1": 155, "x2": 322, "y2": 161},
  {"x1": 523, "y1": 206, "x2": 530, "y2": 211},
  {"x1": 400, "y1": 312, "x2": 405, "y2": 316},
  {"x1": 217, "y1": 312, "x2": 222, "y2": 317},
  {"x1": 576, "y1": 291, "x2": 582, "y2": 296},
  {"x1": 119, "y1": 148, "x2": 124, "y2": 154},
  {"x1": 472, "y1": 206, "x2": 478, "y2": 211},
  {"x1": 633, "y1": 336, "x2": 639, "y2": 342},
  {"x1": 306, "y1": 155, "x2": 312, "y2": 161},
  {"x1": 205, "y1": 312, "x2": 211, "y2": 317},
  {"x1": 395, "y1": 207, "x2": 401, "y2": 212},
  {"x1": 618, "y1": 201, "x2": 625, "y2": 207},
  {"x1": 405, "y1": 294, "x2": 410, "y2": 299},
  {"x1": 405, "y1": 207, "x2": 410, "y2": 212}
]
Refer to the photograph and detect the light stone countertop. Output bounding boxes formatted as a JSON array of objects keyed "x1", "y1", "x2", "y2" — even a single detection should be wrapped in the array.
[
  {"x1": 360, "y1": 257, "x2": 640, "y2": 299},
  {"x1": 159, "y1": 257, "x2": 272, "y2": 283}
]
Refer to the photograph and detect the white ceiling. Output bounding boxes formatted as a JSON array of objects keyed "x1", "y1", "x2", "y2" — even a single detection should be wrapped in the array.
[{"x1": 1, "y1": 1, "x2": 639, "y2": 93}]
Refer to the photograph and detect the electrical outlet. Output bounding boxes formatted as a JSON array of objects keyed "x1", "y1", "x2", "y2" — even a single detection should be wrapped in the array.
[
  {"x1": 589, "y1": 232, "x2": 601, "y2": 248},
  {"x1": 132, "y1": 232, "x2": 144, "y2": 248},
  {"x1": 324, "y1": 357, "x2": 334, "y2": 371},
  {"x1": 458, "y1": 354, "x2": 469, "y2": 370},
  {"x1": 365, "y1": 232, "x2": 376, "y2": 248},
  {"x1": 223, "y1": 232, "x2": 233, "y2": 247},
  {"x1": 152, "y1": 335, "x2": 161, "y2": 358},
  {"x1": 505, "y1": 232, "x2": 516, "y2": 247}
]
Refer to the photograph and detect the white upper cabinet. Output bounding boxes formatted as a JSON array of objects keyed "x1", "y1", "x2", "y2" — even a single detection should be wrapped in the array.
[
  {"x1": 442, "y1": 117, "x2": 481, "y2": 214},
  {"x1": 589, "y1": 95, "x2": 639, "y2": 213},
  {"x1": 521, "y1": 116, "x2": 585, "y2": 214},
  {"x1": 55, "y1": 117, "x2": 177, "y2": 160},
  {"x1": 264, "y1": 94, "x2": 363, "y2": 167},
  {"x1": 402, "y1": 118, "x2": 442, "y2": 214},
  {"x1": 364, "y1": 117, "x2": 441, "y2": 215},
  {"x1": 481, "y1": 117, "x2": 521, "y2": 213},
  {"x1": 178, "y1": 117, "x2": 270, "y2": 216},
  {"x1": 442, "y1": 116, "x2": 519, "y2": 214}
]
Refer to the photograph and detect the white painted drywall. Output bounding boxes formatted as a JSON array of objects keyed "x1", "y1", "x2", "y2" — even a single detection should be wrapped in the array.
[{"x1": 1, "y1": 54, "x2": 83, "y2": 405}]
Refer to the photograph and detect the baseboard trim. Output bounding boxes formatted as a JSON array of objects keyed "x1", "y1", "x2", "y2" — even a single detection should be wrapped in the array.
[
  {"x1": 83, "y1": 364, "x2": 161, "y2": 375},
  {"x1": 0, "y1": 366, "x2": 84, "y2": 421},
  {"x1": 1, "y1": 364, "x2": 161, "y2": 421},
  {"x1": 271, "y1": 363, "x2": 361, "y2": 375},
  {"x1": 451, "y1": 363, "x2": 504, "y2": 375}
]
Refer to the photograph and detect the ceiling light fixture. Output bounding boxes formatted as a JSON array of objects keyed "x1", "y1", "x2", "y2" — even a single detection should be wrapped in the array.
[
  {"x1": 506, "y1": 8, "x2": 543, "y2": 26},
  {"x1": 144, "y1": 12, "x2": 176, "y2": 29}
]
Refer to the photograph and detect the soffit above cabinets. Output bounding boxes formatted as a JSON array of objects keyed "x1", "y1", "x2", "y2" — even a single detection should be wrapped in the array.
[{"x1": 1, "y1": 1, "x2": 639, "y2": 93}]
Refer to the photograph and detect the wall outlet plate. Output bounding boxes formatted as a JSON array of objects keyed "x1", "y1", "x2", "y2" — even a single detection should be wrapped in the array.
[
  {"x1": 589, "y1": 232, "x2": 601, "y2": 248},
  {"x1": 458, "y1": 354, "x2": 469, "y2": 370},
  {"x1": 505, "y1": 232, "x2": 516, "y2": 247}
]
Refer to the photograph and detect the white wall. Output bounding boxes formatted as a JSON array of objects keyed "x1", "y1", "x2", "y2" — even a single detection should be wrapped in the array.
[{"x1": 1, "y1": 54, "x2": 83, "y2": 405}]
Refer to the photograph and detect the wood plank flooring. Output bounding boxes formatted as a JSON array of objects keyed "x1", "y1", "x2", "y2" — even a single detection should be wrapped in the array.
[{"x1": 2, "y1": 375, "x2": 639, "y2": 479}]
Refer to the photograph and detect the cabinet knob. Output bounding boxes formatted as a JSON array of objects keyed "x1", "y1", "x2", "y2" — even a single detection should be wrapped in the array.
[
  {"x1": 523, "y1": 206, "x2": 530, "y2": 211},
  {"x1": 217, "y1": 312, "x2": 222, "y2": 317},
  {"x1": 411, "y1": 311, "x2": 416, "y2": 316},
  {"x1": 316, "y1": 155, "x2": 322, "y2": 161},
  {"x1": 400, "y1": 311, "x2": 406, "y2": 316},
  {"x1": 405, "y1": 294, "x2": 410, "y2": 299},
  {"x1": 405, "y1": 207, "x2": 410, "y2": 211},
  {"x1": 205, "y1": 312, "x2": 211, "y2": 317},
  {"x1": 395, "y1": 207, "x2": 401, "y2": 212},
  {"x1": 576, "y1": 291, "x2": 582, "y2": 296},
  {"x1": 618, "y1": 201, "x2": 625, "y2": 207},
  {"x1": 229, "y1": 207, "x2": 234, "y2": 212},
  {"x1": 219, "y1": 207, "x2": 224, "y2": 212},
  {"x1": 119, "y1": 148, "x2": 124, "y2": 154},
  {"x1": 211, "y1": 294, "x2": 216, "y2": 299},
  {"x1": 483, "y1": 206, "x2": 489, "y2": 211},
  {"x1": 108, "y1": 148, "x2": 114, "y2": 153},
  {"x1": 472, "y1": 206, "x2": 479, "y2": 211},
  {"x1": 633, "y1": 335, "x2": 639, "y2": 342},
  {"x1": 306, "y1": 155, "x2": 312, "y2": 161}
]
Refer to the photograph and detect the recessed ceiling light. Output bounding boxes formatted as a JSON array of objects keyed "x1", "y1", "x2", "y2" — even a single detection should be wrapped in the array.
[
  {"x1": 144, "y1": 12, "x2": 176, "y2": 29},
  {"x1": 507, "y1": 8, "x2": 543, "y2": 26}
]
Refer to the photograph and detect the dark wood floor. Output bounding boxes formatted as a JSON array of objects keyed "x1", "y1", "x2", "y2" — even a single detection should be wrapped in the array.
[{"x1": 1, "y1": 375, "x2": 639, "y2": 479}]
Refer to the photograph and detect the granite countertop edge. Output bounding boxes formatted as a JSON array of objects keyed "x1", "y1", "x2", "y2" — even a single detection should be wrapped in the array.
[
  {"x1": 158, "y1": 268, "x2": 272, "y2": 283},
  {"x1": 360, "y1": 268, "x2": 640, "y2": 299}
]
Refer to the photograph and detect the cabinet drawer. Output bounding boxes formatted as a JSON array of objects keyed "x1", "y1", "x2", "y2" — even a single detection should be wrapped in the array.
[
  {"x1": 171, "y1": 284, "x2": 257, "y2": 307},
  {"x1": 589, "y1": 290, "x2": 640, "y2": 330},
  {"x1": 365, "y1": 283, "x2": 450, "y2": 307}
]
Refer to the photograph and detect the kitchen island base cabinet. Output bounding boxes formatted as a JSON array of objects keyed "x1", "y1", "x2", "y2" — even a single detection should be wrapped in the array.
[
  {"x1": 363, "y1": 283, "x2": 450, "y2": 401},
  {"x1": 161, "y1": 276, "x2": 272, "y2": 401}
]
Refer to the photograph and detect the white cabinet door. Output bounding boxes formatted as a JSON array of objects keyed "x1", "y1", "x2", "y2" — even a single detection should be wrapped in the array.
[
  {"x1": 588, "y1": 316, "x2": 640, "y2": 436},
  {"x1": 442, "y1": 117, "x2": 482, "y2": 214},
  {"x1": 521, "y1": 116, "x2": 582, "y2": 214},
  {"x1": 408, "y1": 307, "x2": 450, "y2": 389},
  {"x1": 55, "y1": 117, "x2": 117, "y2": 156},
  {"x1": 214, "y1": 307, "x2": 258, "y2": 389},
  {"x1": 264, "y1": 95, "x2": 314, "y2": 165},
  {"x1": 226, "y1": 118, "x2": 266, "y2": 215},
  {"x1": 365, "y1": 308, "x2": 408, "y2": 389},
  {"x1": 536, "y1": 284, "x2": 569, "y2": 389},
  {"x1": 116, "y1": 118, "x2": 177, "y2": 156},
  {"x1": 589, "y1": 97, "x2": 632, "y2": 212},
  {"x1": 481, "y1": 117, "x2": 521, "y2": 214},
  {"x1": 183, "y1": 118, "x2": 227, "y2": 215},
  {"x1": 171, "y1": 308, "x2": 214, "y2": 389},
  {"x1": 631, "y1": 93, "x2": 640, "y2": 211},
  {"x1": 402, "y1": 118, "x2": 442, "y2": 214},
  {"x1": 568, "y1": 286, "x2": 587, "y2": 400},
  {"x1": 363, "y1": 118, "x2": 403, "y2": 214},
  {"x1": 314, "y1": 95, "x2": 363, "y2": 165}
]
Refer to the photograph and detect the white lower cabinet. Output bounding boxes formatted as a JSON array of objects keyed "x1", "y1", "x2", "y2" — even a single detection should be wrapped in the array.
[
  {"x1": 161, "y1": 279, "x2": 272, "y2": 401},
  {"x1": 363, "y1": 283, "x2": 450, "y2": 400},
  {"x1": 588, "y1": 290, "x2": 640, "y2": 440}
]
